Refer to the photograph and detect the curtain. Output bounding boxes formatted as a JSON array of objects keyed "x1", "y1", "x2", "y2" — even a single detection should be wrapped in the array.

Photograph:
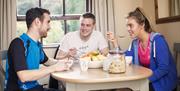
[
  {"x1": 0, "y1": 0, "x2": 16, "y2": 50},
  {"x1": 90, "y1": 0, "x2": 116, "y2": 48},
  {"x1": 170, "y1": 0, "x2": 180, "y2": 16}
]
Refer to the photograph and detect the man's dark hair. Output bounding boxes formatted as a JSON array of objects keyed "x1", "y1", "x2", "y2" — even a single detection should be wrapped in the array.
[
  {"x1": 81, "y1": 12, "x2": 96, "y2": 24},
  {"x1": 26, "y1": 7, "x2": 50, "y2": 29}
]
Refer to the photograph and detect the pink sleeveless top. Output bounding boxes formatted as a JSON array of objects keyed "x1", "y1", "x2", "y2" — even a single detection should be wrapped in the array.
[{"x1": 138, "y1": 34, "x2": 150, "y2": 68}]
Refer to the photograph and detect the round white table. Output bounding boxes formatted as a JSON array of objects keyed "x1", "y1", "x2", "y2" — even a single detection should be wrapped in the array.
[{"x1": 51, "y1": 64, "x2": 152, "y2": 91}]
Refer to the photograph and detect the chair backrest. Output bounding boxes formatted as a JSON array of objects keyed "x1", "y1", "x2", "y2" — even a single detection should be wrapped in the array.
[
  {"x1": 54, "y1": 45, "x2": 60, "y2": 59},
  {"x1": 174, "y1": 43, "x2": 180, "y2": 65},
  {"x1": 0, "y1": 50, "x2": 7, "y2": 76},
  {"x1": 0, "y1": 50, "x2": 7, "y2": 91}
]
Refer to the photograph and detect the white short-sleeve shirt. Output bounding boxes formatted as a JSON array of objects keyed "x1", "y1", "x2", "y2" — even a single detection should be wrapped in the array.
[{"x1": 59, "y1": 30, "x2": 108, "y2": 54}]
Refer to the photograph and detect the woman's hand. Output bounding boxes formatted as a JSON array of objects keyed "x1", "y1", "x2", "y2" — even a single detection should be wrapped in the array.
[{"x1": 107, "y1": 32, "x2": 118, "y2": 48}]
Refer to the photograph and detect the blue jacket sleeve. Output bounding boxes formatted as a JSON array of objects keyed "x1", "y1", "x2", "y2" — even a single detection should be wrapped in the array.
[
  {"x1": 149, "y1": 37, "x2": 171, "y2": 82},
  {"x1": 125, "y1": 41, "x2": 135, "y2": 63}
]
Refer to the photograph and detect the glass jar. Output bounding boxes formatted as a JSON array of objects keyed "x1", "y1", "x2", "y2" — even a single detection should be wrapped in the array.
[{"x1": 108, "y1": 50, "x2": 126, "y2": 73}]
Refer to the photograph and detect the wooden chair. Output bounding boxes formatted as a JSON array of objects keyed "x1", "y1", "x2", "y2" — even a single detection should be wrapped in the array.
[
  {"x1": 0, "y1": 50, "x2": 7, "y2": 91},
  {"x1": 174, "y1": 43, "x2": 180, "y2": 89},
  {"x1": 174, "y1": 43, "x2": 180, "y2": 65}
]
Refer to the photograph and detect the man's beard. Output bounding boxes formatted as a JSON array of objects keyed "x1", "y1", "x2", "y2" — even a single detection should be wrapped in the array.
[
  {"x1": 41, "y1": 33, "x2": 47, "y2": 38},
  {"x1": 40, "y1": 31, "x2": 47, "y2": 38},
  {"x1": 41, "y1": 35, "x2": 47, "y2": 38}
]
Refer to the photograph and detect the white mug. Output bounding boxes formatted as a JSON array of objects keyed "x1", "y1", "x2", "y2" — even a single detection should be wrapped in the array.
[{"x1": 125, "y1": 56, "x2": 133, "y2": 66}]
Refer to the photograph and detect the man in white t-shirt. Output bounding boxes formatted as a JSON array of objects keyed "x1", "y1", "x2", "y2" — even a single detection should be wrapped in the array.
[{"x1": 56, "y1": 13, "x2": 109, "y2": 60}]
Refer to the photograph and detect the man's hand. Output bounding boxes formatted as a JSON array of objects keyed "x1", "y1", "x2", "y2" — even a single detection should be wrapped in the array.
[
  {"x1": 68, "y1": 48, "x2": 77, "y2": 58},
  {"x1": 56, "y1": 48, "x2": 78, "y2": 60},
  {"x1": 51, "y1": 59, "x2": 70, "y2": 72}
]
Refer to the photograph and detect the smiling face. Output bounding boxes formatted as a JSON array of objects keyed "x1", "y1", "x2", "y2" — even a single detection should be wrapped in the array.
[
  {"x1": 39, "y1": 13, "x2": 51, "y2": 38},
  {"x1": 126, "y1": 17, "x2": 144, "y2": 39},
  {"x1": 79, "y1": 17, "x2": 95, "y2": 39}
]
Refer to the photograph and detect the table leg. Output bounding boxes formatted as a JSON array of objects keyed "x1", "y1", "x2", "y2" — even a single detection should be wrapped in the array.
[
  {"x1": 66, "y1": 83, "x2": 89, "y2": 91},
  {"x1": 139, "y1": 79, "x2": 149, "y2": 91},
  {"x1": 66, "y1": 79, "x2": 149, "y2": 91}
]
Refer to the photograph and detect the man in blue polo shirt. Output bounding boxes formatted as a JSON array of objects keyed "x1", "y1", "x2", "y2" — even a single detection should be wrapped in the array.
[{"x1": 5, "y1": 7, "x2": 69, "y2": 91}]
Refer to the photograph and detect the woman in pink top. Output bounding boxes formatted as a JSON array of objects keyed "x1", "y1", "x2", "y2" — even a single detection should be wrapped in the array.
[{"x1": 107, "y1": 7, "x2": 177, "y2": 91}]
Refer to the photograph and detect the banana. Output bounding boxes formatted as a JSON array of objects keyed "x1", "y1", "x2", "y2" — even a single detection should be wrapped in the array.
[{"x1": 81, "y1": 51, "x2": 107, "y2": 61}]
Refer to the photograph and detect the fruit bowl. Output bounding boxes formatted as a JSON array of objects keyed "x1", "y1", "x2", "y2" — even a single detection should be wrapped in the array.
[
  {"x1": 79, "y1": 56, "x2": 104, "y2": 68},
  {"x1": 79, "y1": 51, "x2": 107, "y2": 68},
  {"x1": 88, "y1": 60, "x2": 103, "y2": 68}
]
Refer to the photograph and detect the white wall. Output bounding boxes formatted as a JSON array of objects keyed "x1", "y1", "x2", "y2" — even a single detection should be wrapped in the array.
[{"x1": 158, "y1": 0, "x2": 169, "y2": 18}]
